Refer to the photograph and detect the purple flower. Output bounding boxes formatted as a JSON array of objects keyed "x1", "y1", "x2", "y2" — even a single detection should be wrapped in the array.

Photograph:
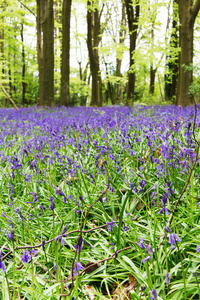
[
  {"x1": 143, "y1": 256, "x2": 151, "y2": 263},
  {"x1": 136, "y1": 237, "x2": 145, "y2": 249},
  {"x1": 27, "y1": 193, "x2": 38, "y2": 204},
  {"x1": 74, "y1": 236, "x2": 83, "y2": 253},
  {"x1": 123, "y1": 225, "x2": 129, "y2": 231},
  {"x1": 169, "y1": 233, "x2": 182, "y2": 250},
  {"x1": 21, "y1": 250, "x2": 31, "y2": 263},
  {"x1": 54, "y1": 263, "x2": 57, "y2": 272},
  {"x1": 107, "y1": 218, "x2": 116, "y2": 232},
  {"x1": 150, "y1": 289, "x2": 157, "y2": 299},
  {"x1": 0, "y1": 250, "x2": 6, "y2": 272},
  {"x1": 74, "y1": 262, "x2": 84, "y2": 276},
  {"x1": 15, "y1": 205, "x2": 23, "y2": 219},
  {"x1": 1, "y1": 212, "x2": 6, "y2": 218},
  {"x1": 62, "y1": 224, "x2": 68, "y2": 235},
  {"x1": 49, "y1": 195, "x2": 55, "y2": 211},
  {"x1": 147, "y1": 244, "x2": 153, "y2": 256},
  {"x1": 164, "y1": 226, "x2": 171, "y2": 233},
  {"x1": 158, "y1": 207, "x2": 169, "y2": 215},
  {"x1": 15, "y1": 205, "x2": 21, "y2": 214},
  {"x1": 31, "y1": 249, "x2": 38, "y2": 256},
  {"x1": 109, "y1": 242, "x2": 115, "y2": 250},
  {"x1": 6, "y1": 230, "x2": 15, "y2": 241},
  {"x1": 151, "y1": 191, "x2": 157, "y2": 200},
  {"x1": 196, "y1": 246, "x2": 200, "y2": 253},
  {"x1": 166, "y1": 273, "x2": 170, "y2": 285},
  {"x1": 169, "y1": 234, "x2": 175, "y2": 250},
  {"x1": 194, "y1": 272, "x2": 197, "y2": 278},
  {"x1": 55, "y1": 235, "x2": 65, "y2": 245}
]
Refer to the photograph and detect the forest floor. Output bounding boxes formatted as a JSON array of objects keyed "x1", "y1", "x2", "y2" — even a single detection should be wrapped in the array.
[{"x1": 0, "y1": 105, "x2": 200, "y2": 299}]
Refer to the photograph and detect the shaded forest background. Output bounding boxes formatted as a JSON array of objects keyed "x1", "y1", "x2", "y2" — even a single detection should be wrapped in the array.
[{"x1": 1, "y1": 0, "x2": 200, "y2": 108}]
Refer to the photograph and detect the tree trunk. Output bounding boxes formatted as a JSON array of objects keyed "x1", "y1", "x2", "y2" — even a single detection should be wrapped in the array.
[
  {"x1": 37, "y1": 0, "x2": 54, "y2": 107},
  {"x1": 125, "y1": 0, "x2": 140, "y2": 104},
  {"x1": 8, "y1": 46, "x2": 12, "y2": 99},
  {"x1": 116, "y1": 1, "x2": 126, "y2": 104},
  {"x1": 0, "y1": 28, "x2": 6, "y2": 107},
  {"x1": 176, "y1": 0, "x2": 200, "y2": 107},
  {"x1": 87, "y1": 0, "x2": 103, "y2": 106},
  {"x1": 171, "y1": 14, "x2": 179, "y2": 101},
  {"x1": 21, "y1": 22, "x2": 27, "y2": 106},
  {"x1": 149, "y1": 66, "x2": 156, "y2": 95},
  {"x1": 60, "y1": 0, "x2": 72, "y2": 107}
]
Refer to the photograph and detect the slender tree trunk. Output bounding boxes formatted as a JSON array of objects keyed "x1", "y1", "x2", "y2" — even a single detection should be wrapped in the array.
[
  {"x1": 21, "y1": 22, "x2": 27, "y2": 106},
  {"x1": 0, "y1": 27, "x2": 6, "y2": 107},
  {"x1": 60, "y1": 0, "x2": 72, "y2": 106},
  {"x1": 149, "y1": 66, "x2": 156, "y2": 95},
  {"x1": 116, "y1": 1, "x2": 126, "y2": 104},
  {"x1": 87, "y1": 0, "x2": 103, "y2": 106},
  {"x1": 54, "y1": 0, "x2": 62, "y2": 99},
  {"x1": 171, "y1": 4, "x2": 179, "y2": 101},
  {"x1": 149, "y1": 20, "x2": 157, "y2": 95},
  {"x1": 37, "y1": 0, "x2": 54, "y2": 107},
  {"x1": 8, "y1": 46, "x2": 12, "y2": 98},
  {"x1": 125, "y1": 0, "x2": 140, "y2": 104},
  {"x1": 176, "y1": 0, "x2": 200, "y2": 107}
]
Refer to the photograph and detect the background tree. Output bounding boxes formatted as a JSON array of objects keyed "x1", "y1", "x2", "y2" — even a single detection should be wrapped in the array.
[
  {"x1": 165, "y1": 1, "x2": 179, "y2": 102},
  {"x1": 176, "y1": 0, "x2": 200, "y2": 107},
  {"x1": 125, "y1": 0, "x2": 140, "y2": 104},
  {"x1": 37, "y1": 0, "x2": 54, "y2": 106},
  {"x1": 60, "y1": 0, "x2": 72, "y2": 107},
  {"x1": 87, "y1": 0, "x2": 103, "y2": 106}
]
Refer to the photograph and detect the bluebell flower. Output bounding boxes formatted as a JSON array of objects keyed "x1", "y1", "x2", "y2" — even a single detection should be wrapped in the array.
[
  {"x1": 15, "y1": 205, "x2": 23, "y2": 219},
  {"x1": 136, "y1": 237, "x2": 145, "y2": 249},
  {"x1": 21, "y1": 250, "x2": 31, "y2": 263},
  {"x1": 196, "y1": 246, "x2": 200, "y2": 256},
  {"x1": 27, "y1": 192, "x2": 38, "y2": 204},
  {"x1": 164, "y1": 226, "x2": 171, "y2": 233},
  {"x1": 74, "y1": 262, "x2": 84, "y2": 276},
  {"x1": 107, "y1": 218, "x2": 116, "y2": 232},
  {"x1": 74, "y1": 236, "x2": 83, "y2": 253},
  {"x1": 31, "y1": 249, "x2": 38, "y2": 256},
  {"x1": 166, "y1": 273, "x2": 170, "y2": 285},
  {"x1": 6, "y1": 230, "x2": 15, "y2": 241},
  {"x1": 0, "y1": 250, "x2": 6, "y2": 272},
  {"x1": 49, "y1": 195, "x2": 55, "y2": 211},
  {"x1": 123, "y1": 225, "x2": 129, "y2": 231},
  {"x1": 150, "y1": 289, "x2": 157, "y2": 299},
  {"x1": 147, "y1": 244, "x2": 153, "y2": 256},
  {"x1": 109, "y1": 242, "x2": 115, "y2": 250},
  {"x1": 169, "y1": 233, "x2": 182, "y2": 250},
  {"x1": 143, "y1": 256, "x2": 151, "y2": 263}
]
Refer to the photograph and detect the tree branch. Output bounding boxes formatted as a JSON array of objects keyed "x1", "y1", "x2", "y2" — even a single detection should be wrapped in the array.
[
  {"x1": 17, "y1": 0, "x2": 36, "y2": 17},
  {"x1": 0, "y1": 82, "x2": 19, "y2": 110},
  {"x1": 190, "y1": 0, "x2": 200, "y2": 26}
]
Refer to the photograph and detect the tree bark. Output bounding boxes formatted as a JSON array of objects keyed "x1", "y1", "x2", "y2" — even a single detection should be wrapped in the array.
[
  {"x1": 125, "y1": 0, "x2": 140, "y2": 104},
  {"x1": 87, "y1": 0, "x2": 103, "y2": 106},
  {"x1": 176, "y1": 0, "x2": 200, "y2": 107},
  {"x1": 116, "y1": 1, "x2": 126, "y2": 104},
  {"x1": 37, "y1": 0, "x2": 54, "y2": 107},
  {"x1": 149, "y1": 66, "x2": 156, "y2": 95},
  {"x1": 60, "y1": 0, "x2": 72, "y2": 107},
  {"x1": 21, "y1": 22, "x2": 27, "y2": 106}
]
